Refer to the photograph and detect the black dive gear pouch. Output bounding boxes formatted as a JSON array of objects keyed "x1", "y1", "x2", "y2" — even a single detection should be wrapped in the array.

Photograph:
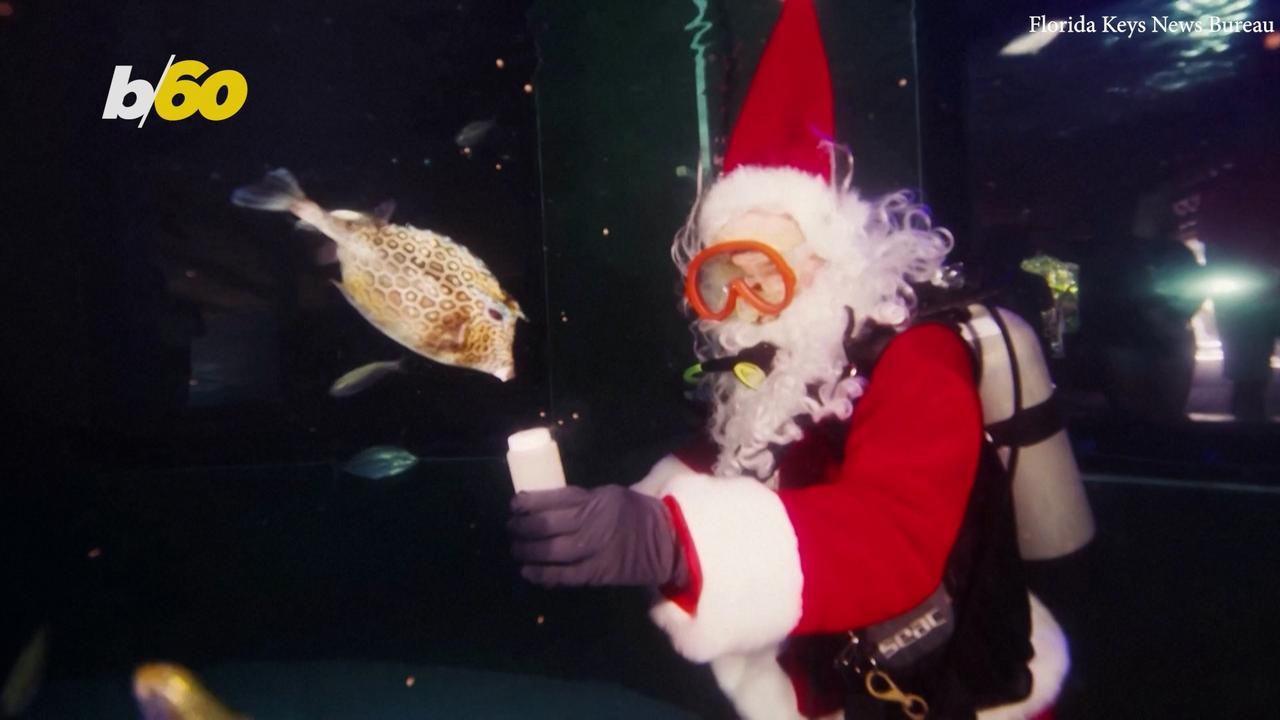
[
  {"x1": 835, "y1": 586, "x2": 954, "y2": 720},
  {"x1": 861, "y1": 585, "x2": 955, "y2": 670}
]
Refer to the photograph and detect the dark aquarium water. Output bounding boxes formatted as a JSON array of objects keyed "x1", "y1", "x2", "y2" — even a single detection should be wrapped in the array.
[{"x1": 2, "y1": 0, "x2": 1279, "y2": 718}]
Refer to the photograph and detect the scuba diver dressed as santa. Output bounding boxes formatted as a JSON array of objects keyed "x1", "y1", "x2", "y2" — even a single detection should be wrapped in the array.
[{"x1": 508, "y1": 2, "x2": 1094, "y2": 718}]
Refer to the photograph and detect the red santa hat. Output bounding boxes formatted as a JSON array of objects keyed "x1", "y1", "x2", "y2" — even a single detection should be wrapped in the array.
[{"x1": 696, "y1": 0, "x2": 843, "y2": 253}]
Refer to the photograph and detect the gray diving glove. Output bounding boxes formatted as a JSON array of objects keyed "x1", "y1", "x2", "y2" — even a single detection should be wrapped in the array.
[{"x1": 508, "y1": 485, "x2": 690, "y2": 588}]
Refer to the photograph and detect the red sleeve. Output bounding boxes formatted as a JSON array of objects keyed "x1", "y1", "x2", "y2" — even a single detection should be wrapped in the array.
[
  {"x1": 779, "y1": 323, "x2": 982, "y2": 634},
  {"x1": 659, "y1": 495, "x2": 703, "y2": 614}
]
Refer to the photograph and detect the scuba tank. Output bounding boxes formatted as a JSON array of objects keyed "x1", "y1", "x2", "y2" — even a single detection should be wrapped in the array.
[{"x1": 959, "y1": 304, "x2": 1095, "y2": 561}]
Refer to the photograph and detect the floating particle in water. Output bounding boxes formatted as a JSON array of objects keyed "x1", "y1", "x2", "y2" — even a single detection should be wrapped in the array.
[
  {"x1": 461, "y1": 147, "x2": 472, "y2": 158},
  {"x1": 1266, "y1": 32, "x2": 1280, "y2": 51},
  {"x1": 495, "y1": 163, "x2": 503, "y2": 171},
  {"x1": 422, "y1": 158, "x2": 432, "y2": 167},
  {"x1": 535, "y1": 615, "x2": 545, "y2": 625},
  {"x1": 559, "y1": 313, "x2": 568, "y2": 323},
  {"x1": 185, "y1": 269, "x2": 197, "y2": 278},
  {"x1": 495, "y1": 58, "x2": 505, "y2": 69},
  {"x1": 897, "y1": 77, "x2": 908, "y2": 88},
  {"x1": 188, "y1": 378, "x2": 199, "y2": 387},
  {"x1": 87, "y1": 547, "x2": 102, "y2": 559},
  {"x1": 538, "y1": 410, "x2": 546, "y2": 418},
  {"x1": 522, "y1": 83, "x2": 534, "y2": 94},
  {"x1": 391, "y1": 157, "x2": 399, "y2": 165},
  {"x1": 571, "y1": 412, "x2": 580, "y2": 420},
  {"x1": 405, "y1": 676, "x2": 415, "y2": 687},
  {"x1": 674, "y1": 165, "x2": 690, "y2": 178},
  {"x1": 601, "y1": 227, "x2": 610, "y2": 236},
  {"x1": 557, "y1": 419, "x2": 564, "y2": 426}
]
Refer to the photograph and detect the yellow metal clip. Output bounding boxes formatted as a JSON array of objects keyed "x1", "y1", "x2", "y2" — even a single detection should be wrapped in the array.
[{"x1": 865, "y1": 669, "x2": 928, "y2": 720}]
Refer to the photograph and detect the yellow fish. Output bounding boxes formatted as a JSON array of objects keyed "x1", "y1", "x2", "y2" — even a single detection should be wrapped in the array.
[
  {"x1": 132, "y1": 663, "x2": 247, "y2": 720},
  {"x1": 232, "y1": 169, "x2": 526, "y2": 381},
  {"x1": 1, "y1": 626, "x2": 48, "y2": 717}
]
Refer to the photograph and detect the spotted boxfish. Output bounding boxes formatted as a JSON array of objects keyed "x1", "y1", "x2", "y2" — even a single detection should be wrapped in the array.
[{"x1": 232, "y1": 169, "x2": 525, "y2": 381}]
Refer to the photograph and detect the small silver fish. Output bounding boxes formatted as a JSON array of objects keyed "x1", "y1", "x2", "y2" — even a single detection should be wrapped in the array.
[
  {"x1": 1, "y1": 626, "x2": 48, "y2": 717},
  {"x1": 454, "y1": 118, "x2": 496, "y2": 148},
  {"x1": 343, "y1": 445, "x2": 419, "y2": 480},
  {"x1": 329, "y1": 359, "x2": 406, "y2": 398},
  {"x1": 231, "y1": 169, "x2": 525, "y2": 381},
  {"x1": 132, "y1": 663, "x2": 246, "y2": 720}
]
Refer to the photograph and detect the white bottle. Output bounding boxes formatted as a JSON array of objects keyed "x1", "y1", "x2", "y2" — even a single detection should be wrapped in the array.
[{"x1": 506, "y1": 427, "x2": 567, "y2": 493}]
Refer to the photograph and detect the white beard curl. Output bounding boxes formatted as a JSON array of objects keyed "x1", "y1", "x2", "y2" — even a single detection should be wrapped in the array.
[{"x1": 673, "y1": 176, "x2": 953, "y2": 480}]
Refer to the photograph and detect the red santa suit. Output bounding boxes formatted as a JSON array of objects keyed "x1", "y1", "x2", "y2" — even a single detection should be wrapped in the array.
[
  {"x1": 630, "y1": 2, "x2": 1072, "y2": 717},
  {"x1": 633, "y1": 324, "x2": 1068, "y2": 719}
]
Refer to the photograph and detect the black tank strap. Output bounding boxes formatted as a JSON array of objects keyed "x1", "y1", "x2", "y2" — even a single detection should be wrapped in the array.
[
  {"x1": 842, "y1": 304, "x2": 981, "y2": 383},
  {"x1": 985, "y1": 392, "x2": 1064, "y2": 449},
  {"x1": 983, "y1": 304, "x2": 1023, "y2": 478}
]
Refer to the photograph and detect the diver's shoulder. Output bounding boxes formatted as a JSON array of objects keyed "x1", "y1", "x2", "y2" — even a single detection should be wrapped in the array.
[{"x1": 881, "y1": 322, "x2": 972, "y2": 375}]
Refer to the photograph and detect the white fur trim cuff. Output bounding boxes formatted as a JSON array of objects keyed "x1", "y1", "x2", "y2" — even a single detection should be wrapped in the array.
[
  {"x1": 629, "y1": 454, "x2": 694, "y2": 498},
  {"x1": 649, "y1": 472, "x2": 804, "y2": 663},
  {"x1": 711, "y1": 648, "x2": 805, "y2": 720}
]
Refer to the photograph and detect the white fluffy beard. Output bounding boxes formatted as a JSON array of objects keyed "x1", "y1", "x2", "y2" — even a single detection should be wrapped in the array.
[
  {"x1": 677, "y1": 184, "x2": 954, "y2": 481},
  {"x1": 699, "y1": 269, "x2": 870, "y2": 481}
]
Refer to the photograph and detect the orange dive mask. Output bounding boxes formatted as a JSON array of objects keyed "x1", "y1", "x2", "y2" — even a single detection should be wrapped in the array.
[{"x1": 684, "y1": 240, "x2": 798, "y2": 321}]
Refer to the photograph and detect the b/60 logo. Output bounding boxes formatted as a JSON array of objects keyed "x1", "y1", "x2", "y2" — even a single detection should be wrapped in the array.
[{"x1": 103, "y1": 55, "x2": 248, "y2": 127}]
